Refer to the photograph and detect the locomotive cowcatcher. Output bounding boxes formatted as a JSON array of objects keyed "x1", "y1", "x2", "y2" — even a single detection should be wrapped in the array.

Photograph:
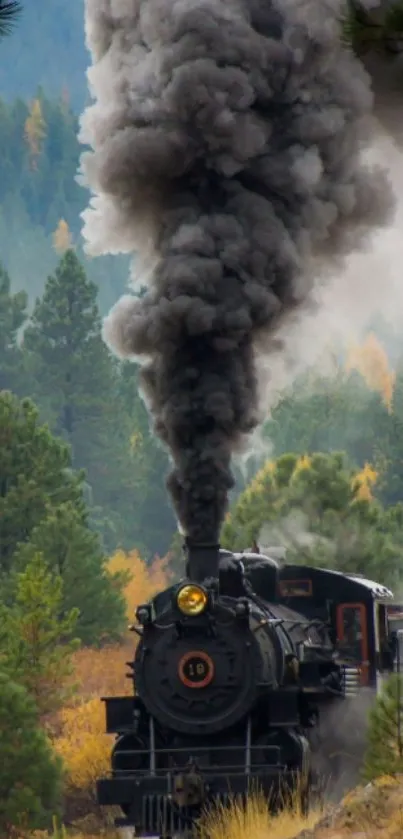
[{"x1": 96, "y1": 541, "x2": 397, "y2": 836}]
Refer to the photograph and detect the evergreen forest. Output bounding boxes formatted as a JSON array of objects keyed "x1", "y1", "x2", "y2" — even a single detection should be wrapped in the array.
[{"x1": 3, "y1": 2, "x2": 403, "y2": 837}]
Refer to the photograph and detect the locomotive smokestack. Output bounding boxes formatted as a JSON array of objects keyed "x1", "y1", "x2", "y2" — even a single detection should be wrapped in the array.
[{"x1": 185, "y1": 540, "x2": 220, "y2": 584}]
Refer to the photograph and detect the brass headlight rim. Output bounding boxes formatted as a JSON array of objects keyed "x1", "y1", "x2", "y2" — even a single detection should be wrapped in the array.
[{"x1": 176, "y1": 583, "x2": 208, "y2": 616}]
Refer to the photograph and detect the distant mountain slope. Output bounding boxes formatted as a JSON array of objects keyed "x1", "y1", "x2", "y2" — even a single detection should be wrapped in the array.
[{"x1": 0, "y1": 1, "x2": 88, "y2": 112}]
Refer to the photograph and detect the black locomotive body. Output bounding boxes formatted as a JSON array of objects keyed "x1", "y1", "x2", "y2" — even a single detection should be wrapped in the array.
[{"x1": 97, "y1": 544, "x2": 396, "y2": 836}]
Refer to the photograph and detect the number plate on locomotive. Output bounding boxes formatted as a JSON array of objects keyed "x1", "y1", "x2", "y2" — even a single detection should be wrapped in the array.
[{"x1": 178, "y1": 651, "x2": 215, "y2": 689}]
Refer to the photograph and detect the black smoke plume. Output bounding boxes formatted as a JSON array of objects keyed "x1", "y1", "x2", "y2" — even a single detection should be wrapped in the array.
[{"x1": 79, "y1": 0, "x2": 394, "y2": 545}]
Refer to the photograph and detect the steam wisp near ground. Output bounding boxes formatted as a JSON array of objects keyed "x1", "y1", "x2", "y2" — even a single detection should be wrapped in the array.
[{"x1": 79, "y1": 0, "x2": 395, "y2": 546}]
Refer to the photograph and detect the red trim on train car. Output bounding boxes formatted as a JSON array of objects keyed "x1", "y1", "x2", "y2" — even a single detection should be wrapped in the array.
[{"x1": 336, "y1": 602, "x2": 369, "y2": 686}]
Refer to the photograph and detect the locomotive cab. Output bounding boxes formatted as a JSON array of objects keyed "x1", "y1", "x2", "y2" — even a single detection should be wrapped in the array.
[{"x1": 277, "y1": 564, "x2": 395, "y2": 693}]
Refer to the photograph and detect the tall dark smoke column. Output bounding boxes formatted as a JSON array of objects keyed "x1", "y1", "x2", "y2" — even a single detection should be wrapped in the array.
[{"x1": 79, "y1": 0, "x2": 394, "y2": 546}]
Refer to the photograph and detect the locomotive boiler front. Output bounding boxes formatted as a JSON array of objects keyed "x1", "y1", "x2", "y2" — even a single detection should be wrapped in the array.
[{"x1": 134, "y1": 547, "x2": 284, "y2": 736}]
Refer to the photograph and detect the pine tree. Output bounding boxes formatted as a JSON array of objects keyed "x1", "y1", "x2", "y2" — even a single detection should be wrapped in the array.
[
  {"x1": 363, "y1": 674, "x2": 403, "y2": 781},
  {"x1": 265, "y1": 365, "x2": 390, "y2": 472},
  {"x1": 221, "y1": 451, "x2": 403, "y2": 586},
  {"x1": 344, "y1": 0, "x2": 403, "y2": 58},
  {"x1": 0, "y1": 669, "x2": 62, "y2": 837},
  {"x1": 0, "y1": 1, "x2": 21, "y2": 39},
  {"x1": 23, "y1": 250, "x2": 136, "y2": 550},
  {"x1": 0, "y1": 261, "x2": 27, "y2": 393},
  {"x1": 0, "y1": 391, "x2": 126, "y2": 644},
  {"x1": 0, "y1": 553, "x2": 79, "y2": 716},
  {"x1": 376, "y1": 364, "x2": 403, "y2": 507},
  {"x1": 0, "y1": 391, "x2": 84, "y2": 575},
  {"x1": 14, "y1": 504, "x2": 127, "y2": 645}
]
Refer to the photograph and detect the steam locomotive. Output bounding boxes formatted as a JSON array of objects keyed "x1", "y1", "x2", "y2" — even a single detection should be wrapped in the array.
[{"x1": 96, "y1": 542, "x2": 398, "y2": 836}]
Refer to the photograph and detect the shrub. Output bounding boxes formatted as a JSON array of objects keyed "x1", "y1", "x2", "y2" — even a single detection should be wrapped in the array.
[{"x1": 363, "y1": 674, "x2": 403, "y2": 781}]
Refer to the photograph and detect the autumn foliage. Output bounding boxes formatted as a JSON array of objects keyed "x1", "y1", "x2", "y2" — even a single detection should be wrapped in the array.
[
  {"x1": 69, "y1": 645, "x2": 132, "y2": 704},
  {"x1": 53, "y1": 219, "x2": 73, "y2": 254},
  {"x1": 51, "y1": 550, "x2": 171, "y2": 812},
  {"x1": 107, "y1": 548, "x2": 172, "y2": 622},
  {"x1": 24, "y1": 98, "x2": 46, "y2": 169},
  {"x1": 55, "y1": 698, "x2": 111, "y2": 793},
  {"x1": 53, "y1": 647, "x2": 133, "y2": 815},
  {"x1": 353, "y1": 462, "x2": 378, "y2": 502},
  {"x1": 346, "y1": 333, "x2": 396, "y2": 412},
  {"x1": 220, "y1": 451, "x2": 398, "y2": 584}
]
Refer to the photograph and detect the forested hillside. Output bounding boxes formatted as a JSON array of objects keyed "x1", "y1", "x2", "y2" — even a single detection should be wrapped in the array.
[
  {"x1": 1, "y1": 250, "x2": 176, "y2": 557},
  {"x1": 0, "y1": 90, "x2": 130, "y2": 313},
  {"x1": 2, "y1": 0, "x2": 403, "y2": 591},
  {"x1": 0, "y1": 1, "x2": 88, "y2": 111}
]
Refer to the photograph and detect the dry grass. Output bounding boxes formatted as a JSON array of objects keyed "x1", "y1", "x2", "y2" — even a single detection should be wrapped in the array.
[
  {"x1": 197, "y1": 787, "x2": 322, "y2": 839},
  {"x1": 19, "y1": 777, "x2": 403, "y2": 838},
  {"x1": 20, "y1": 790, "x2": 321, "y2": 839}
]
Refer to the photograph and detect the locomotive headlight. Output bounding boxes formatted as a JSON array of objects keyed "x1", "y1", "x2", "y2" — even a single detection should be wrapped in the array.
[{"x1": 177, "y1": 584, "x2": 208, "y2": 616}]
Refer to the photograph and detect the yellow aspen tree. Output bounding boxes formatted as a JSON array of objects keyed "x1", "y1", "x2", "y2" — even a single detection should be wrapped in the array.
[
  {"x1": 53, "y1": 219, "x2": 73, "y2": 254},
  {"x1": 352, "y1": 462, "x2": 378, "y2": 502},
  {"x1": 107, "y1": 549, "x2": 172, "y2": 621},
  {"x1": 24, "y1": 98, "x2": 46, "y2": 170},
  {"x1": 54, "y1": 698, "x2": 112, "y2": 793},
  {"x1": 68, "y1": 644, "x2": 133, "y2": 703},
  {"x1": 346, "y1": 333, "x2": 395, "y2": 413}
]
